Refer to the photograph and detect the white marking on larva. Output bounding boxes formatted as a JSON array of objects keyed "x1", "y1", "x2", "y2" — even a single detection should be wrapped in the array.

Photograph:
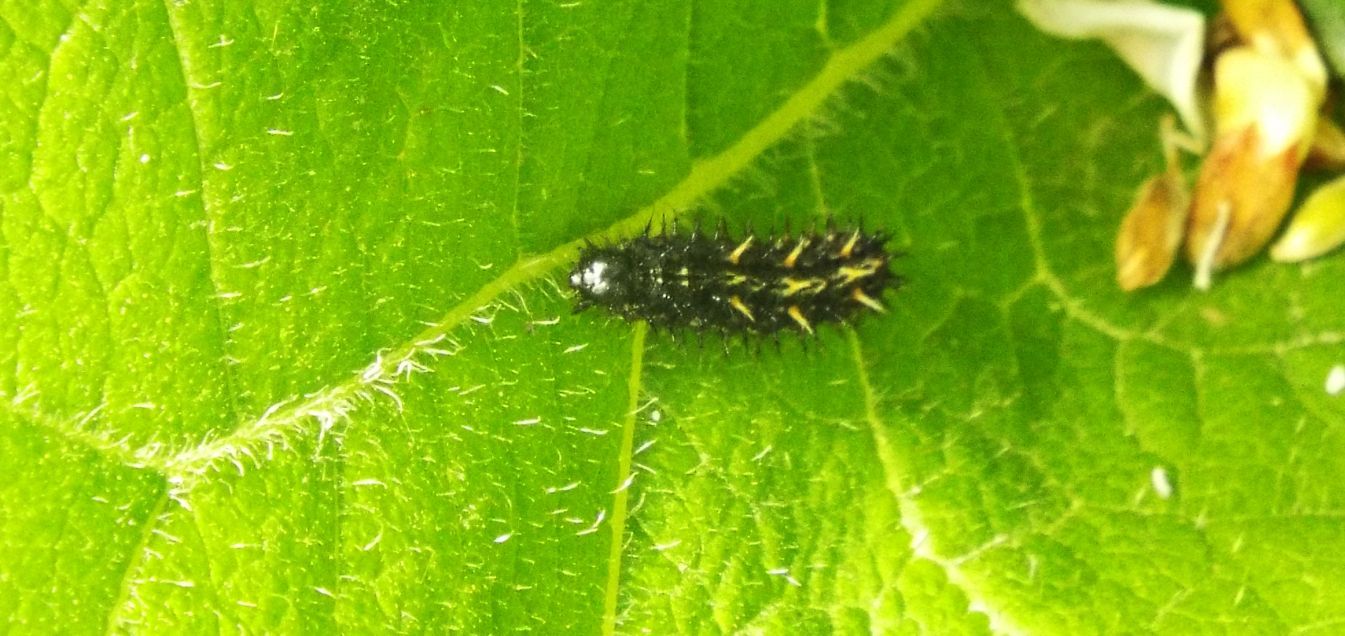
[
  {"x1": 572, "y1": 260, "x2": 611, "y2": 295},
  {"x1": 314, "y1": 587, "x2": 335, "y2": 598},
  {"x1": 494, "y1": 533, "x2": 513, "y2": 544},
  {"x1": 1327, "y1": 365, "x2": 1345, "y2": 396},
  {"x1": 1151, "y1": 466, "x2": 1174, "y2": 499}
]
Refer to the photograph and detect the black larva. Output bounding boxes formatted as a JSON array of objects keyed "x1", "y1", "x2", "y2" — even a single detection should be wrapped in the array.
[{"x1": 568, "y1": 225, "x2": 899, "y2": 335}]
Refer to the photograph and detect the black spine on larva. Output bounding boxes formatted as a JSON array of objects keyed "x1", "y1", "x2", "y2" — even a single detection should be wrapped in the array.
[{"x1": 568, "y1": 227, "x2": 899, "y2": 335}]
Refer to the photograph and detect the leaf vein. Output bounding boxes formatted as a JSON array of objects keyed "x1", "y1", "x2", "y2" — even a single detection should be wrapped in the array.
[
  {"x1": 103, "y1": 488, "x2": 172, "y2": 635},
  {"x1": 601, "y1": 322, "x2": 646, "y2": 635},
  {"x1": 157, "y1": 0, "x2": 245, "y2": 432},
  {"x1": 848, "y1": 329, "x2": 1027, "y2": 635}
]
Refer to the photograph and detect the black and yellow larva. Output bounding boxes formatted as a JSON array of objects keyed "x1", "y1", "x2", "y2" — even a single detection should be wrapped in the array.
[{"x1": 568, "y1": 222, "x2": 899, "y2": 335}]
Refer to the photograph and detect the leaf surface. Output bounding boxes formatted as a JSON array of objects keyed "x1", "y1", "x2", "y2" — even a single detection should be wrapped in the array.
[{"x1": 3, "y1": 0, "x2": 1344, "y2": 633}]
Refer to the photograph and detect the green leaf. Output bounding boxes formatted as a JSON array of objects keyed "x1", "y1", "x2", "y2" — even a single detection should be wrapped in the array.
[
  {"x1": 1303, "y1": 0, "x2": 1345, "y2": 78},
  {"x1": 3, "y1": 0, "x2": 1344, "y2": 633}
]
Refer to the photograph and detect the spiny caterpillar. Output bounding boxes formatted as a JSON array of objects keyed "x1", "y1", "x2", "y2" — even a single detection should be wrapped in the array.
[{"x1": 568, "y1": 223, "x2": 899, "y2": 336}]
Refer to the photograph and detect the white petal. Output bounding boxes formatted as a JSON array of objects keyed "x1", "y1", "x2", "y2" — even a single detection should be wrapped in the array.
[{"x1": 1018, "y1": 0, "x2": 1207, "y2": 143}]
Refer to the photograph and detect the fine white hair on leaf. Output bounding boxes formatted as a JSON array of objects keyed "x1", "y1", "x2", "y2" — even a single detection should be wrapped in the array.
[
  {"x1": 373, "y1": 384, "x2": 403, "y2": 412},
  {"x1": 395, "y1": 358, "x2": 427, "y2": 380},
  {"x1": 611, "y1": 473, "x2": 636, "y2": 494},
  {"x1": 362, "y1": 352, "x2": 387, "y2": 382},
  {"x1": 545, "y1": 481, "x2": 581, "y2": 494},
  {"x1": 576, "y1": 509, "x2": 607, "y2": 536},
  {"x1": 361, "y1": 531, "x2": 383, "y2": 552},
  {"x1": 415, "y1": 332, "x2": 447, "y2": 347},
  {"x1": 767, "y1": 567, "x2": 802, "y2": 587}
]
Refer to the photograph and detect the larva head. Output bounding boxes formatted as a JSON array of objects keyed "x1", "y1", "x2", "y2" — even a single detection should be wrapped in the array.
[{"x1": 568, "y1": 246, "x2": 632, "y2": 311}]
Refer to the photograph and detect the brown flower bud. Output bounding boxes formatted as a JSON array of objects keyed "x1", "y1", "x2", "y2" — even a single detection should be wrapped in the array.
[
  {"x1": 1185, "y1": 46, "x2": 1318, "y2": 287},
  {"x1": 1116, "y1": 168, "x2": 1190, "y2": 290}
]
